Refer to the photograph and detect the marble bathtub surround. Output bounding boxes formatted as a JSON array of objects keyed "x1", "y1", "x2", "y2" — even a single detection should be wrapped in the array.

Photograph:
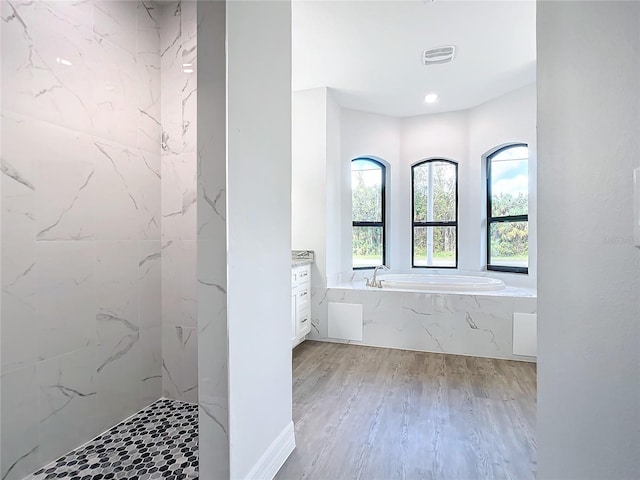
[
  {"x1": 313, "y1": 285, "x2": 537, "y2": 362},
  {"x1": 0, "y1": 1, "x2": 197, "y2": 479}
]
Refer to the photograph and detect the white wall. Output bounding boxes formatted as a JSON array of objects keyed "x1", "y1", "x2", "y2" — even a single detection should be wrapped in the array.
[
  {"x1": 470, "y1": 84, "x2": 537, "y2": 277},
  {"x1": 227, "y1": 1, "x2": 294, "y2": 478},
  {"x1": 401, "y1": 110, "x2": 470, "y2": 273},
  {"x1": 336, "y1": 86, "x2": 536, "y2": 285},
  {"x1": 292, "y1": 88, "x2": 328, "y2": 284},
  {"x1": 537, "y1": 2, "x2": 640, "y2": 478},
  {"x1": 340, "y1": 109, "x2": 401, "y2": 273}
]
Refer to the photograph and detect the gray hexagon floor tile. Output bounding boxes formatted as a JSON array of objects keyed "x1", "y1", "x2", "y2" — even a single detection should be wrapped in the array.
[{"x1": 25, "y1": 399, "x2": 198, "y2": 480}]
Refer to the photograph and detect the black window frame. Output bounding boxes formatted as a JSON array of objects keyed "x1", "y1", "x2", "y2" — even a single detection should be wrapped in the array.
[
  {"x1": 486, "y1": 143, "x2": 529, "y2": 274},
  {"x1": 411, "y1": 159, "x2": 458, "y2": 269},
  {"x1": 351, "y1": 157, "x2": 386, "y2": 270}
]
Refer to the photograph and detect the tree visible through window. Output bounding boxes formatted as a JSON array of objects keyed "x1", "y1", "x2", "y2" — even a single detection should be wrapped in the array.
[
  {"x1": 412, "y1": 159, "x2": 458, "y2": 267},
  {"x1": 487, "y1": 144, "x2": 529, "y2": 273},
  {"x1": 351, "y1": 158, "x2": 385, "y2": 269}
]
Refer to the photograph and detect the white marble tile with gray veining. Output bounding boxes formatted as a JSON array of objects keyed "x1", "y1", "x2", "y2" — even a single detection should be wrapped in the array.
[
  {"x1": 95, "y1": 241, "x2": 141, "y2": 430},
  {"x1": 93, "y1": 0, "x2": 137, "y2": 56},
  {"x1": 37, "y1": 346, "x2": 97, "y2": 468},
  {"x1": 139, "y1": 325, "x2": 162, "y2": 407},
  {"x1": 1, "y1": 240, "x2": 37, "y2": 374},
  {"x1": 321, "y1": 286, "x2": 536, "y2": 361},
  {"x1": 162, "y1": 325, "x2": 198, "y2": 403},
  {"x1": 91, "y1": 33, "x2": 139, "y2": 148},
  {"x1": 30, "y1": 2, "x2": 94, "y2": 135},
  {"x1": 36, "y1": 242, "x2": 96, "y2": 362},
  {"x1": 1, "y1": 1, "x2": 37, "y2": 116},
  {"x1": 34, "y1": 122, "x2": 95, "y2": 241},
  {"x1": 1, "y1": 366, "x2": 40, "y2": 480},
  {"x1": 93, "y1": 140, "x2": 140, "y2": 240}
]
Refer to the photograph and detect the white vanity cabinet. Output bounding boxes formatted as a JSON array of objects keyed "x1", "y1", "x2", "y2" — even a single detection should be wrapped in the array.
[{"x1": 291, "y1": 264, "x2": 311, "y2": 347}]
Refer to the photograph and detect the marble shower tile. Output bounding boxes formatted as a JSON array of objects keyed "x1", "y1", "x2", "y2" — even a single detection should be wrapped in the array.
[
  {"x1": 36, "y1": 242, "x2": 95, "y2": 361},
  {"x1": 34, "y1": 121, "x2": 95, "y2": 241},
  {"x1": 96, "y1": 241, "x2": 141, "y2": 432},
  {"x1": 1, "y1": 240, "x2": 37, "y2": 374},
  {"x1": 35, "y1": 1, "x2": 93, "y2": 27},
  {"x1": 137, "y1": 1, "x2": 161, "y2": 31},
  {"x1": 161, "y1": 239, "x2": 196, "y2": 328},
  {"x1": 1, "y1": 113, "x2": 36, "y2": 244},
  {"x1": 162, "y1": 325, "x2": 198, "y2": 403},
  {"x1": 180, "y1": 1, "x2": 197, "y2": 154},
  {"x1": 197, "y1": 239, "x2": 227, "y2": 427},
  {"x1": 138, "y1": 240, "x2": 162, "y2": 406},
  {"x1": 181, "y1": 240, "x2": 197, "y2": 327},
  {"x1": 161, "y1": 239, "x2": 181, "y2": 326},
  {"x1": 1, "y1": 365, "x2": 39, "y2": 480},
  {"x1": 0, "y1": 1, "x2": 36, "y2": 116},
  {"x1": 197, "y1": 147, "x2": 226, "y2": 240},
  {"x1": 160, "y1": 1, "x2": 186, "y2": 156},
  {"x1": 136, "y1": 149, "x2": 161, "y2": 239},
  {"x1": 161, "y1": 153, "x2": 195, "y2": 240},
  {"x1": 91, "y1": 34, "x2": 138, "y2": 148},
  {"x1": 161, "y1": 154, "x2": 182, "y2": 240},
  {"x1": 37, "y1": 346, "x2": 97, "y2": 467},
  {"x1": 92, "y1": 139, "x2": 139, "y2": 241},
  {"x1": 136, "y1": 15, "x2": 161, "y2": 155},
  {"x1": 139, "y1": 240, "x2": 162, "y2": 329},
  {"x1": 30, "y1": 3, "x2": 94, "y2": 135},
  {"x1": 137, "y1": 49, "x2": 162, "y2": 154},
  {"x1": 93, "y1": 1, "x2": 138, "y2": 56},
  {"x1": 180, "y1": 155, "x2": 197, "y2": 241},
  {"x1": 139, "y1": 325, "x2": 162, "y2": 407}
]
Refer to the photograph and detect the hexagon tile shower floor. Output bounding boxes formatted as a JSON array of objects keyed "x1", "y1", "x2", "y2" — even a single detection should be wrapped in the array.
[{"x1": 24, "y1": 399, "x2": 199, "y2": 480}]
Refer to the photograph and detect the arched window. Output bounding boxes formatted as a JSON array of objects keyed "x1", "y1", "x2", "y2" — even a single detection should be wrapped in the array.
[
  {"x1": 412, "y1": 159, "x2": 458, "y2": 268},
  {"x1": 486, "y1": 144, "x2": 529, "y2": 274},
  {"x1": 351, "y1": 158, "x2": 386, "y2": 269}
]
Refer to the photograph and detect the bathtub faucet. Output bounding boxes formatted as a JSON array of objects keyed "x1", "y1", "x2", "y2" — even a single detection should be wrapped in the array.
[{"x1": 366, "y1": 264, "x2": 390, "y2": 288}]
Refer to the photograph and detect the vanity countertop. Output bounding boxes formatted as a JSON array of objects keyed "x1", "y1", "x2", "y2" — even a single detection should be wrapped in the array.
[{"x1": 292, "y1": 250, "x2": 314, "y2": 267}]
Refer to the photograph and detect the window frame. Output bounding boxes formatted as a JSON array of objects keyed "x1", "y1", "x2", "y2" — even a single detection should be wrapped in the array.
[
  {"x1": 351, "y1": 157, "x2": 386, "y2": 270},
  {"x1": 486, "y1": 143, "x2": 529, "y2": 274},
  {"x1": 411, "y1": 158, "x2": 459, "y2": 269}
]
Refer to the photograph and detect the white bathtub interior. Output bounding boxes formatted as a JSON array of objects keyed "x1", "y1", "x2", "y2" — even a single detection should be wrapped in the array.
[{"x1": 377, "y1": 274, "x2": 506, "y2": 292}]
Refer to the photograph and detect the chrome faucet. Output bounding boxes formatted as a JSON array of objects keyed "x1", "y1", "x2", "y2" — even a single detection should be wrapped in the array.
[{"x1": 365, "y1": 264, "x2": 390, "y2": 288}]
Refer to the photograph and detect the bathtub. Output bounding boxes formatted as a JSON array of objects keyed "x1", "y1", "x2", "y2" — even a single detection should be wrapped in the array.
[
  {"x1": 315, "y1": 273, "x2": 537, "y2": 362},
  {"x1": 377, "y1": 274, "x2": 505, "y2": 292}
]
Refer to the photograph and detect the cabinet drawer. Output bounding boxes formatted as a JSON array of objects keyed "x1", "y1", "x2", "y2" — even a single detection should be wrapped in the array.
[
  {"x1": 297, "y1": 307, "x2": 311, "y2": 337},
  {"x1": 293, "y1": 283, "x2": 311, "y2": 312},
  {"x1": 291, "y1": 264, "x2": 311, "y2": 288}
]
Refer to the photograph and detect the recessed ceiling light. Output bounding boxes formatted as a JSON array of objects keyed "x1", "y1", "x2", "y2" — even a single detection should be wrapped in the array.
[{"x1": 424, "y1": 93, "x2": 438, "y2": 104}]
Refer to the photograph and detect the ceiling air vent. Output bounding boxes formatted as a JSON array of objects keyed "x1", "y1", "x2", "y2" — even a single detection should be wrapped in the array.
[{"x1": 422, "y1": 46, "x2": 456, "y2": 65}]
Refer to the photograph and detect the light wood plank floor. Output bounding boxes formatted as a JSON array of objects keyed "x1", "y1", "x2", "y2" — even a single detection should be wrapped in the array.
[{"x1": 275, "y1": 341, "x2": 536, "y2": 480}]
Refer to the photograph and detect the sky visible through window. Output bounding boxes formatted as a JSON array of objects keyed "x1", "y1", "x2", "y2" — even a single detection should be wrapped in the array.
[{"x1": 490, "y1": 146, "x2": 528, "y2": 197}]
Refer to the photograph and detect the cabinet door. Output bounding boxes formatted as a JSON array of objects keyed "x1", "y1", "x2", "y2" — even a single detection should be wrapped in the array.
[{"x1": 291, "y1": 293, "x2": 297, "y2": 342}]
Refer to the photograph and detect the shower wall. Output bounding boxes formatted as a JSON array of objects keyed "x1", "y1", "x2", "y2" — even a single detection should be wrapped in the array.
[
  {"x1": 0, "y1": 2, "x2": 163, "y2": 479},
  {"x1": 159, "y1": 0, "x2": 199, "y2": 404}
]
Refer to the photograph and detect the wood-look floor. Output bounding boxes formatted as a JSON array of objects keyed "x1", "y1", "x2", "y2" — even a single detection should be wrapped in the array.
[{"x1": 275, "y1": 341, "x2": 536, "y2": 480}]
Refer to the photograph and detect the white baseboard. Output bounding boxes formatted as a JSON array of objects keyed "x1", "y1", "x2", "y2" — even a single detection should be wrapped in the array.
[{"x1": 244, "y1": 421, "x2": 296, "y2": 480}]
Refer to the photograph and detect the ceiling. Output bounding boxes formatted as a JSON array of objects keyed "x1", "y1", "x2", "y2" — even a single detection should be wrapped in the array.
[{"x1": 292, "y1": 0, "x2": 536, "y2": 118}]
